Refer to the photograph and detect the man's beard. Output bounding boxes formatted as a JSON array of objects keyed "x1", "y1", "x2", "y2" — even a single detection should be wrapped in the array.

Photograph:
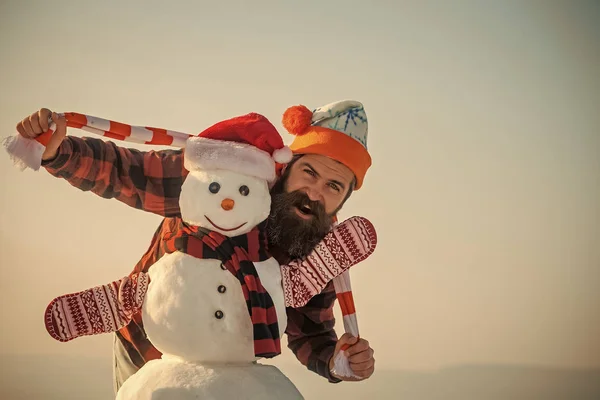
[{"x1": 267, "y1": 183, "x2": 334, "y2": 259}]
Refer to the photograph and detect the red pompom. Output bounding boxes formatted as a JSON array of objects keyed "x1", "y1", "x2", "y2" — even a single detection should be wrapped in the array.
[{"x1": 282, "y1": 105, "x2": 313, "y2": 136}]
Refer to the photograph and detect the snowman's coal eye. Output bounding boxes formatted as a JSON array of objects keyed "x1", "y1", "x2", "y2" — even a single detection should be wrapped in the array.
[
  {"x1": 209, "y1": 182, "x2": 221, "y2": 194},
  {"x1": 239, "y1": 185, "x2": 250, "y2": 196}
]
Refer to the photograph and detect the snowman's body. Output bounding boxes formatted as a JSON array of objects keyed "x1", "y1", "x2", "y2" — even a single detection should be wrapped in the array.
[{"x1": 116, "y1": 167, "x2": 303, "y2": 399}]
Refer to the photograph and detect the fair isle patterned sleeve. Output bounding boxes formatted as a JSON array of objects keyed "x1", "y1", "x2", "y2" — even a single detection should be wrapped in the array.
[
  {"x1": 41, "y1": 135, "x2": 186, "y2": 217},
  {"x1": 285, "y1": 281, "x2": 342, "y2": 383},
  {"x1": 45, "y1": 272, "x2": 149, "y2": 342},
  {"x1": 281, "y1": 216, "x2": 377, "y2": 308}
]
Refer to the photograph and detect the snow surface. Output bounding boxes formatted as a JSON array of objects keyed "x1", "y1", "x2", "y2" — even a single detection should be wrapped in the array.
[{"x1": 116, "y1": 357, "x2": 303, "y2": 400}]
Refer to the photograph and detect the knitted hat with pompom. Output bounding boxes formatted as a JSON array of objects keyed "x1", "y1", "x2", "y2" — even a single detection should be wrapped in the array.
[{"x1": 281, "y1": 100, "x2": 371, "y2": 190}]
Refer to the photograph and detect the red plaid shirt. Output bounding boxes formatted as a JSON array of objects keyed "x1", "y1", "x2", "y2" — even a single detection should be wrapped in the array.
[{"x1": 42, "y1": 136, "x2": 341, "y2": 383}]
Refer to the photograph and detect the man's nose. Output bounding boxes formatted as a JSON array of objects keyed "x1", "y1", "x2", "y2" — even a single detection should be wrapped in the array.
[{"x1": 304, "y1": 186, "x2": 322, "y2": 203}]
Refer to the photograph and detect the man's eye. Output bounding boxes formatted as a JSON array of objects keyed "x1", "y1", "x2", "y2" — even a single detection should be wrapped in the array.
[
  {"x1": 328, "y1": 183, "x2": 340, "y2": 192},
  {"x1": 304, "y1": 169, "x2": 316, "y2": 177}
]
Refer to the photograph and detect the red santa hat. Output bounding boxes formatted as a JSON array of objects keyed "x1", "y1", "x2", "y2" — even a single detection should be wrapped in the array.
[{"x1": 184, "y1": 112, "x2": 292, "y2": 182}]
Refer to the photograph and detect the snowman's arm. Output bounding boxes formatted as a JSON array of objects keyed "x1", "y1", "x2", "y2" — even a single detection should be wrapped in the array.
[
  {"x1": 44, "y1": 272, "x2": 149, "y2": 342},
  {"x1": 41, "y1": 135, "x2": 184, "y2": 217},
  {"x1": 281, "y1": 216, "x2": 377, "y2": 308},
  {"x1": 285, "y1": 281, "x2": 342, "y2": 383}
]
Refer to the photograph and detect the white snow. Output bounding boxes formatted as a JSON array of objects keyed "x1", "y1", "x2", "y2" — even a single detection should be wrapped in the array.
[{"x1": 116, "y1": 357, "x2": 303, "y2": 400}]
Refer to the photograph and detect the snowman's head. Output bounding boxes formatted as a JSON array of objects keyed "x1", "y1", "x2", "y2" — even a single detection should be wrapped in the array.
[{"x1": 179, "y1": 168, "x2": 271, "y2": 237}]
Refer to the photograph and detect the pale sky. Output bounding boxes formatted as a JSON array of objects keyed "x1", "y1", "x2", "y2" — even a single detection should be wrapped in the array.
[{"x1": 0, "y1": 0, "x2": 599, "y2": 397}]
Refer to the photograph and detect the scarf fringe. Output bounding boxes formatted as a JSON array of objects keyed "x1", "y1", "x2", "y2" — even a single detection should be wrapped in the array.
[{"x1": 2, "y1": 133, "x2": 46, "y2": 171}]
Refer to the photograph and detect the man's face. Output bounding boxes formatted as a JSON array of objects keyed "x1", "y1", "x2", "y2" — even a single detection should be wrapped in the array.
[
  {"x1": 267, "y1": 154, "x2": 355, "y2": 259},
  {"x1": 284, "y1": 154, "x2": 355, "y2": 215}
]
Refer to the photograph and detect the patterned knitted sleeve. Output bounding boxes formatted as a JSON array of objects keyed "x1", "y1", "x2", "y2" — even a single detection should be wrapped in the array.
[
  {"x1": 41, "y1": 136, "x2": 186, "y2": 217},
  {"x1": 285, "y1": 281, "x2": 342, "y2": 383}
]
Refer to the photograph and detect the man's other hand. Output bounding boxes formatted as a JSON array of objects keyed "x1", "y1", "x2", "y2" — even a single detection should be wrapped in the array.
[{"x1": 329, "y1": 333, "x2": 375, "y2": 381}]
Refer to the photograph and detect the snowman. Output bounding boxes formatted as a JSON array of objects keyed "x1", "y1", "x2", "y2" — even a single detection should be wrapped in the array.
[{"x1": 39, "y1": 112, "x2": 378, "y2": 400}]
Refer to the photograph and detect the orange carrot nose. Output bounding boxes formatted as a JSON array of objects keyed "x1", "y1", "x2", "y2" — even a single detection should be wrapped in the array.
[{"x1": 221, "y1": 198, "x2": 235, "y2": 211}]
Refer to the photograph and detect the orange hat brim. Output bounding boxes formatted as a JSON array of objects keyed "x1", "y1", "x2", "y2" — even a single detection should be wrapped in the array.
[{"x1": 288, "y1": 127, "x2": 371, "y2": 190}]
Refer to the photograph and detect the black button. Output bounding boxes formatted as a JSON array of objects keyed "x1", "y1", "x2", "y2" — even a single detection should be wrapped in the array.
[
  {"x1": 220, "y1": 263, "x2": 226, "y2": 270},
  {"x1": 218, "y1": 285, "x2": 226, "y2": 293},
  {"x1": 215, "y1": 310, "x2": 224, "y2": 319}
]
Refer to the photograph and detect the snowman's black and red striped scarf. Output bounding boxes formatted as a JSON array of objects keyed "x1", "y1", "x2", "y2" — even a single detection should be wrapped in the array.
[{"x1": 159, "y1": 217, "x2": 281, "y2": 358}]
